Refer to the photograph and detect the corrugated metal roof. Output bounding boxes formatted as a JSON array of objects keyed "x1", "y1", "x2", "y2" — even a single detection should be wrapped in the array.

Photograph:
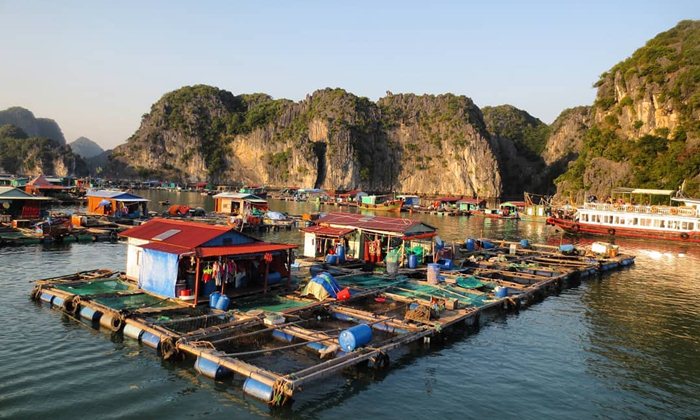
[
  {"x1": 120, "y1": 218, "x2": 234, "y2": 248},
  {"x1": 457, "y1": 198, "x2": 485, "y2": 204},
  {"x1": 301, "y1": 225, "x2": 356, "y2": 237},
  {"x1": 27, "y1": 175, "x2": 69, "y2": 189},
  {"x1": 317, "y1": 212, "x2": 436, "y2": 234},
  {"x1": 436, "y1": 196, "x2": 461, "y2": 203},
  {"x1": 86, "y1": 190, "x2": 149, "y2": 201},
  {"x1": 140, "y1": 242, "x2": 194, "y2": 255},
  {"x1": 212, "y1": 192, "x2": 263, "y2": 200},
  {"x1": 196, "y1": 243, "x2": 296, "y2": 258},
  {"x1": 0, "y1": 187, "x2": 51, "y2": 200}
]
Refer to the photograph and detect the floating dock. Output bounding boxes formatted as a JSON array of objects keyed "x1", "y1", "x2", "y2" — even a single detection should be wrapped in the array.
[{"x1": 30, "y1": 239, "x2": 634, "y2": 406}]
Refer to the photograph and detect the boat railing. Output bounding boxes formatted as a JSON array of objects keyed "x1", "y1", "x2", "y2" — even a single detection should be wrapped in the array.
[{"x1": 581, "y1": 202, "x2": 697, "y2": 217}]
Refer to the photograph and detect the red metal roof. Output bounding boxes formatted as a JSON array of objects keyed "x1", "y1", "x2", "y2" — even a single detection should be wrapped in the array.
[
  {"x1": 457, "y1": 198, "x2": 486, "y2": 204},
  {"x1": 27, "y1": 175, "x2": 69, "y2": 189},
  {"x1": 120, "y1": 218, "x2": 234, "y2": 248},
  {"x1": 301, "y1": 225, "x2": 356, "y2": 237},
  {"x1": 436, "y1": 196, "x2": 462, "y2": 203},
  {"x1": 317, "y1": 212, "x2": 434, "y2": 234},
  {"x1": 140, "y1": 242, "x2": 194, "y2": 255},
  {"x1": 196, "y1": 243, "x2": 296, "y2": 258}
]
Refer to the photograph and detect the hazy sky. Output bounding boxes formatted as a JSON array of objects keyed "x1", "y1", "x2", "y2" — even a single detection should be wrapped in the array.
[{"x1": 1, "y1": 1, "x2": 697, "y2": 149}]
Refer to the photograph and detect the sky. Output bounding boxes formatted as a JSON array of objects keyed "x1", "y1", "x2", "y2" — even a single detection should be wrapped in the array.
[{"x1": 1, "y1": 1, "x2": 697, "y2": 150}]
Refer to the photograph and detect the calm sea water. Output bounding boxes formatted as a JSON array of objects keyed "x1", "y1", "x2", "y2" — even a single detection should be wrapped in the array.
[{"x1": 1, "y1": 191, "x2": 698, "y2": 418}]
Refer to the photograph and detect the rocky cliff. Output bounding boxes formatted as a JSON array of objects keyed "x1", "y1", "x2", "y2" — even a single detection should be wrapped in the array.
[
  {"x1": 0, "y1": 124, "x2": 85, "y2": 176},
  {"x1": 111, "y1": 86, "x2": 503, "y2": 196},
  {"x1": 556, "y1": 20, "x2": 700, "y2": 198},
  {"x1": 0, "y1": 107, "x2": 66, "y2": 145},
  {"x1": 69, "y1": 136, "x2": 104, "y2": 159}
]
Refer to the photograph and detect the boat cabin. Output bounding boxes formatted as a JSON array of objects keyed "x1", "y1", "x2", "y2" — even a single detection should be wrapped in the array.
[
  {"x1": 119, "y1": 218, "x2": 296, "y2": 305},
  {"x1": 301, "y1": 212, "x2": 437, "y2": 265},
  {"x1": 86, "y1": 190, "x2": 149, "y2": 217},
  {"x1": 457, "y1": 198, "x2": 486, "y2": 212},
  {"x1": 500, "y1": 201, "x2": 526, "y2": 216},
  {"x1": 397, "y1": 195, "x2": 420, "y2": 207},
  {"x1": 239, "y1": 185, "x2": 267, "y2": 198},
  {"x1": 0, "y1": 186, "x2": 51, "y2": 221},
  {"x1": 213, "y1": 192, "x2": 268, "y2": 216}
]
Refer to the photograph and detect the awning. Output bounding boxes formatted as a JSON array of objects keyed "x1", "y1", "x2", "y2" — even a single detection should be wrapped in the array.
[
  {"x1": 196, "y1": 243, "x2": 297, "y2": 258},
  {"x1": 402, "y1": 232, "x2": 437, "y2": 241},
  {"x1": 140, "y1": 242, "x2": 194, "y2": 256},
  {"x1": 301, "y1": 225, "x2": 356, "y2": 237}
]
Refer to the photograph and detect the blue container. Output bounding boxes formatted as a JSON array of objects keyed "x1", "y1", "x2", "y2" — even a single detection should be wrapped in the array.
[
  {"x1": 194, "y1": 356, "x2": 231, "y2": 380},
  {"x1": 338, "y1": 324, "x2": 373, "y2": 352},
  {"x1": 209, "y1": 292, "x2": 221, "y2": 308},
  {"x1": 243, "y1": 377, "x2": 274, "y2": 402},
  {"x1": 336, "y1": 244, "x2": 346, "y2": 263},
  {"x1": 201, "y1": 280, "x2": 217, "y2": 297},
  {"x1": 325, "y1": 254, "x2": 338, "y2": 265},
  {"x1": 272, "y1": 329, "x2": 294, "y2": 342},
  {"x1": 141, "y1": 331, "x2": 161, "y2": 351},
  {"x1": 79, "y1": 306, "x2": 102, "y2": 323},
  {"x1": 427, "y1": 263, "x2": 441, "y2": 284},
  {"x1": 123, "y1": 324, "x2": 143, "y2": 340},
  {"x1": 559, "y1": 244, "x2": 575, "y2": 253},
  {"x1": 520, "y1": 239, "x2": 530, "y2": 248},
  {"x1": 482, "y1": 240, "x2": 495, "y2": 249},
  {"x1": 494, "y1": 286, "x2": 508, "y2": 298},
  {"x1": 52, "y1": 296, "x2": 65, "y2": 308},
  {"x1": 215, "y1": 295, "x2": 230, "y2": 311},
  {"x1": 408, "y1": 254, "x2": 418, "y2": 269},
  {"x1": 465, "y1": 238, "x2": 476, "y2": 252},
  {"x1": 437, "y1": 258, "x2": 453, "y2": 270},
  {"x1": 39, "y1": 292, "x2": 54, "y2": 304},
  {"x1": 267, "y1": 271, "x2": 282, "y2": 285}
]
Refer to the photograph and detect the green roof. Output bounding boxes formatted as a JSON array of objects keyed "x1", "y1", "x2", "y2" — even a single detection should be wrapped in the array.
[{"x1": 0, "y1": 187, "x2": 51, "y2": 200}]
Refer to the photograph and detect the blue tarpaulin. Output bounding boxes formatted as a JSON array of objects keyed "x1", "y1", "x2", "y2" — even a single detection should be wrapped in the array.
[{"x1": 138, "y1": 248, "x2": 179, "y2": 298}]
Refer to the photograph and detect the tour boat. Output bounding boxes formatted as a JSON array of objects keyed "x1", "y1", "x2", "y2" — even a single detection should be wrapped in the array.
[
  {"x1": 546, "y1": 196, "x2": 700, "y2": 243},
  {"x1": 357, "y1": 195, "x2": 403, "y2": 212}
]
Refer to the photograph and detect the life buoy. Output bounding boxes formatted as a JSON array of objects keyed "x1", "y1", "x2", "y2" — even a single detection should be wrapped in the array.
[
  {"x1": 670, "y1": 207, "x2": 678, "y2": 215},
  {"x1": 571, "y1": 224, "x2": 580, "y2": 233},
  {"x1": 651, "y1": 206, "x2": 659, "y2": 214},
  {"x1": 608, "y1": 228, "x2": 616, "y2": 236},
  {"x1": 680, "y1": 232, "x2": 689, "y2": 240},
  {"x1": 613, "y1": 203, "x2": 621, "y2": 210}
]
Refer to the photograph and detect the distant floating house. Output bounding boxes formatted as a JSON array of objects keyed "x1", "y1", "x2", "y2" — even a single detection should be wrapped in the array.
[
  {"x1": 301, "y1": 212, "x2": 437, "y2": 262},
  {"x1": 213, "y1": 192, "x2": 268, "y2": 216},
  {"x1": 397, "y1": 194, "x2": 420, "y2": 207},
  {"x1": 86, "y1": 190, "x2": 149, "y2": 217},
  {"x1": 119, "y1": 219, "x2": 296, "y2": 305},
  {"x1": 457, "y1": 198, "x2": 486, "y2": 212},
  {"x1": 25, "y1": 175, "x2": 71, "y2": 196},
  {"x1": 0, "y1": 186, "x2": 51, "y2": 220}
]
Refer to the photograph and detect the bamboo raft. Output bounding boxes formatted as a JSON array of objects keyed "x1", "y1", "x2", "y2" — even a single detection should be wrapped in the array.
[{"x1": 29, "y1": 240, "x2": 635, "y2": 406}]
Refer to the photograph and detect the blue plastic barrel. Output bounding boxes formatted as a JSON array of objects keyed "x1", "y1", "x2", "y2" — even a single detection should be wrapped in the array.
[
  {"x1": 338, "y1": 324, "x2": 373, "y2": 352},
  {"x1": 194, "y1": 356, "x2": 231, "y2": 380},
  {"x1": 272, "y1": 330, "x2": 294, "y2": 342},
  {"x1": 325, "y1": 254, "x2": 338, "y2": 265},
  {"x1": 519, "y1": 239, "x2": 530, "y2": 248},
  {"x1": 243, "y1": 377, "x2": 274, "y2": 402},
  {"x1": 465, "y1": 238, "x2": 476, "y2": 252},
  {"x1": 123, "y1": 323, "x2": 143, "y2": 340},
  {"x1": 494, "y1": 286, "x2": 508, "y2": 298},
  {"x1": 408, "y1": 253, "x2": 418, "y2": 269},
  {"x1": 215, "y1": 295, "x2": 230, "y2": 311},
  {"x1": 141, "y1": 331, "x2": 161, "y2": 350},
  {"x1": 39, "y1": 292, "x2": 54, "y2": 304},
  {"x1": 201, "y1": 280, "x2": 217, "y2": 297},
  {"x1": 80, "y1": 306, "x2": 102, "y2": 322},
  {"x1": 336, "y1": 244, "x2": 346, "y2": 263},
  {"x1": 209, "y1": 292, "x2": 221, "y2": 308},
  {"x1": 267, "y1": 271, "x2": 282, "y2": 285},
  {"x1": 482, "y1": 241, "x2": 495, "y2": 249},
  {"x1": 427, "y1": 263, "x2": 441, "y2": 284},
  {"x1": 52, "y1": 296, "x2": 65, "y2": 308}
]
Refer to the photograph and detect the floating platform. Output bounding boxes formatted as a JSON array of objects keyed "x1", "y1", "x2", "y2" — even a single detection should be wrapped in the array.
[{"x1": 30, "y1": 239, "x2": 635, "y2": 406}]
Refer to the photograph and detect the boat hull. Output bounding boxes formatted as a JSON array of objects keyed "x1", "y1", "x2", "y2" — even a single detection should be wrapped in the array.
[
  {"x1": 358, "y1": 200, "x2": 402, "y2": 212},
  {"x1": 546, "y1": 217, "x2": 700, "y2": 243}
]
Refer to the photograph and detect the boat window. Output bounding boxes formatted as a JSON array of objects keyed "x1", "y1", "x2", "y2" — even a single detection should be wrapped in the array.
[{"x1": 632, "y1": 218, "x2": 638, "y2": 225}]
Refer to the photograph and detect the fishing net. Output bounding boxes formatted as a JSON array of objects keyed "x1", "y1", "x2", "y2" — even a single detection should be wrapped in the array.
[
  {"x1": 335, "y1": 275, "x2": 407, "y2": 289},
  {"x1": 234, "y1": 295, "x2": 310, "y2": 313},
  {"x1": 94, "y1": 293, "x2": 177, "y2": 310},
  {"x1": 54, "y1": 280, "x2": 133, "y2": 296},
  {"x1": 455, "y1": 276, "x2": 484, "y2": 289},
  {"x1": 391, "y1": 282, "x2": 488, "y2": 307}
]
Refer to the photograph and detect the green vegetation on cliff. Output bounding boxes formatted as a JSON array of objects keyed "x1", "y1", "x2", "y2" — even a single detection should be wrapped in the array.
[
  {"x1": 482, "y1": 105, "x2": 549, "y2": 156},
  {"x1": 557, "y1": 20, "x2": 700, "y2": 197},
  {"x1": 0, "y1": 124, "x2": 85, "y2": 175}
]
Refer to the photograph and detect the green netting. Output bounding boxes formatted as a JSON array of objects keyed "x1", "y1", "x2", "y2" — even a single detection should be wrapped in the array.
[
  {"x1": 391, "y1": 282, "x2": 487, "y2": 307},
  {"x1": 94, "y1": 294, "x2": 177, "y2": 310},
  {"x1": 54, "y1": 280, "x2": 133, "y2": 296},
  {"x1": 455, "y1": 276, "x2": 485, "y2": 289},
  {"x1": 335, "y1": 275, "x2": 407, "y2": 289},
  {"x1": 233, "y1": 295, "x2": 310, "y2": 313}
]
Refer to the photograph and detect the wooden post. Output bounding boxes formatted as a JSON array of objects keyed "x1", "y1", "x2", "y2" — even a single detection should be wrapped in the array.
[
  {"x1": 286, "y1": 250, "x2": 292, "y2": 288},
  {"x1": 193, "y1": 257, "x2": 201, "y2": 307},
  {"x1": 263, "y1": 259, "x2": 270, "y2": 294}
]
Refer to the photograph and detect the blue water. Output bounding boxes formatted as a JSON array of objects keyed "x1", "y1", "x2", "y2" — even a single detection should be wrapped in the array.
[{"x1": 1, "y1": 195, "x2": 699, "y2": 418}]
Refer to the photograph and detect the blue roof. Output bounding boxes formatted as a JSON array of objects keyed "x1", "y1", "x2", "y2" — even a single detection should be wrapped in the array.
[{"x1": 86, "y1": 190, "x2": 149, "y2": 201}]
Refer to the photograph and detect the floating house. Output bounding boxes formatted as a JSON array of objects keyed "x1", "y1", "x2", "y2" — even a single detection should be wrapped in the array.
[
  {"x1": 397, "y1": 194, "x2": 420, "y2": 208},
  {"x1": 301, "y1": 212, "x2": 437, "y2": 262},
  {"x1": 25, "y1": 175, "x2": 71, "y2": 196},
  {"x1": 86, "y1": 190, "x2": 149, "y2": 217},
  {"x1": 213, "y1": 192, "x2": 268, "y2": 218},
  {"x1": 457, "y1": 198, "x2": 486, "y2": 212},
  {"x1": 0, "y1": 186, "x2": 51, "y2": 220},
  {"x1": 119, "y1": 219, "x2": 296, "y2": 305}
]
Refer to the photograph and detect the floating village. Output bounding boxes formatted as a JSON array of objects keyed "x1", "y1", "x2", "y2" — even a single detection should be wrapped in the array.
[{"x1": 5, "y1": 174, "x2": 699, "y2": 405}]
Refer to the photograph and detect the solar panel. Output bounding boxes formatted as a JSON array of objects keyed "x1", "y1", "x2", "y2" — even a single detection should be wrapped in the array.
[{"x1": 151, "y1": 229, "x2": 181, "y2": 241}]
